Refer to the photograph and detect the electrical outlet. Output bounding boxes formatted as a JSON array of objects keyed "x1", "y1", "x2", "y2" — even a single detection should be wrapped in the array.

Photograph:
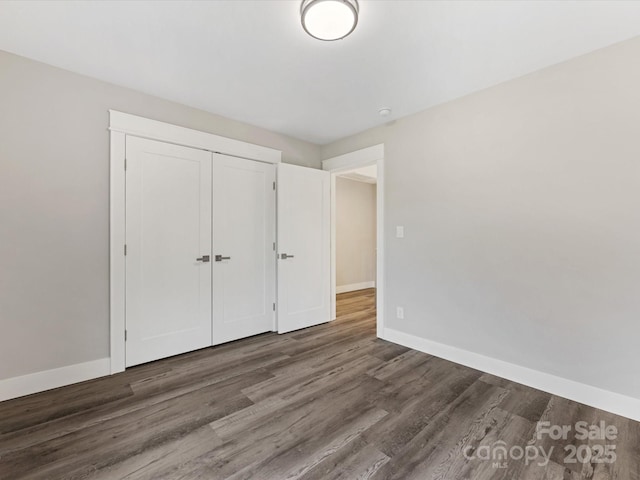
[
  {"x1": 396, "y1": 306, "x2": 404, "y2": 319},
  {"x1": 396, "y1": 226, "x2": 404, "y2": 238}
]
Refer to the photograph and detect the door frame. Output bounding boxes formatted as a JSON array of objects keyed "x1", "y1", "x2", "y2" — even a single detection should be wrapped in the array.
[
  {"x1": 322, "y1": 144, "x2": 385, "y2": 338},
  {"x1": 109, "y1": 110, "x2": 282, "y2": 374}
]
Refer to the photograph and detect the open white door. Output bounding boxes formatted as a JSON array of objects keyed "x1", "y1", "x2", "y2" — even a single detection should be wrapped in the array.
[
  {"x1": 277, "y1": 163, "x2": 331, "y2": 333},
  {"x1": 125, "y1": 136, "x2": 212, "y2": 367},
  {"x1": 212, "y1": 154, "x2": 276, "y2": 344}
]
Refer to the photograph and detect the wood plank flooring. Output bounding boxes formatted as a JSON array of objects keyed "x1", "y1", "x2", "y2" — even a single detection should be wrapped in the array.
[{"x1": 1, "y1": 289, "x2": 638, "y2": 479}]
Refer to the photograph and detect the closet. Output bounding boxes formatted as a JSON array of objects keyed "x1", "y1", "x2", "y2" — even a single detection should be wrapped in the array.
[{"x1": 113, "y1": 114, "x2": 330, "y2": 369}]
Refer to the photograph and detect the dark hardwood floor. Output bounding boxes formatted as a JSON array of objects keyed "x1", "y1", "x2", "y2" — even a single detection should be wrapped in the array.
[{"x1": 1, "y1": 288, "x2": 638, "y2": 479}]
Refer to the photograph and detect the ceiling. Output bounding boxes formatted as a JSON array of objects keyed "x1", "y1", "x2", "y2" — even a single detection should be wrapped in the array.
[
  {"x1": 1, "y1": 1, "x2": 640, "y2": 144},
  {"x1": 338, "y1": 165, "x2": 377, "y2": 184}
]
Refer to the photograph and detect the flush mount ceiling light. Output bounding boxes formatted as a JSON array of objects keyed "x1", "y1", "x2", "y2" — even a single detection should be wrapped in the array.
[{"x1": 301, "y1": 0, "x2": 359, "y2": 41}]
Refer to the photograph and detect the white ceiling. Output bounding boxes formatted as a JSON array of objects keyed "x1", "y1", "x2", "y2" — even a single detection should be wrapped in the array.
[{"x1": 1, "y1": 1, "x2": 640, "y2": 144}]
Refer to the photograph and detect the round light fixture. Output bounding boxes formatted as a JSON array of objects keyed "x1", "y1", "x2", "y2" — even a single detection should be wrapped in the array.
[
  {"x1": 301, "y1": 0, "x2": 359, "y2": 41},
  {"x1": 378, "y1": 108, "x2": 392, "y2": 117}
]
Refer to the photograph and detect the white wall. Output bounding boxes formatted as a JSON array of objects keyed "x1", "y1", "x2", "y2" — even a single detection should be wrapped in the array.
[
  {"x1": 0, "y1": 50, "x2": 321, "y2": 381},
  {"x1": 321, "y1": 37, "x2": 640, "y2": 402},
  {"x1": 336, "y1": 177, "x2": 376, "y2": 290}
]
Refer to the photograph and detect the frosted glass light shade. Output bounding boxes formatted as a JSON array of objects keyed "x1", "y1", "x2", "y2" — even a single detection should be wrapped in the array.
[{"x1": 301, "y1": 0, "x2": 359, "y2": 41}]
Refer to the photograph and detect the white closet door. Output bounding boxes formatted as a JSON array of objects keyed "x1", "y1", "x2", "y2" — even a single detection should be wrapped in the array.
[
  {"x1": 277, "y1": 163, "x2": 331, "y2": 333},
  {"x1": 212, "y1": 154, "x2": 276, "y2": 344},
  {"x1": 125, "y1": 136, "x2": 212, "y2": 367}
]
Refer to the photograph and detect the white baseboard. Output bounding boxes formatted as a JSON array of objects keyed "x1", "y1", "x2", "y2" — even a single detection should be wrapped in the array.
[
  {"x1": 336, "y1": 281, "x2": 375, "y2": 294},
  {"x1": 382, "y1": 327, "x2": 640, "y2": 423},
  {"x1": 0, "y1": 357, "x2": 111, "y2": 402}
]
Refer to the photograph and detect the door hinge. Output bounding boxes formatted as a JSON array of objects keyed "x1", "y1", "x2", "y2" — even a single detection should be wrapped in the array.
[
  {"x1": 124, "y1": 244, "x2": 127, "y2": 256},
  {"x1": 273, "y1": 242, "x2": 276, "y2": 251},
  {"x1": 124, "y1": 158, "x2": 127, "y2": 171},
  {"x1": 125, "y1": 330, "x2": 128, "y2": 341},
  {"x1": 273, "y1": 181, "x2": 276, "y2": 190},
  {"x1": 273, "y1": 303, "x2": 276, "y2": 311}
]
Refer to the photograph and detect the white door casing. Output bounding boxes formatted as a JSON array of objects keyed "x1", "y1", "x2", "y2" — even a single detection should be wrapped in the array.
[
  {"x1": 322, "y1": 144, "x2": 385, "y2": 338},
  {"x1": 125, "y1": 136, "x2": 212, "y2": 367},
  {"x1": 277, "y1": 163, "x2": 331, "y2": 333},
  {"x1": 212, "y1": 154, "x2": 276, "y2": 344}
]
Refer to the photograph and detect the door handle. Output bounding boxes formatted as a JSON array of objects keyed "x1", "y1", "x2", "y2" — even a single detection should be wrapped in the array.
[
  {"x1": 280, "y1": 253, "x2": 295, "y2": 259},
  {"x1": 215, "y1": 255, "x2": 231, "y2": 262},
  {"x1": 196, "y1": 255, "x2": 210, "y2": 263}
]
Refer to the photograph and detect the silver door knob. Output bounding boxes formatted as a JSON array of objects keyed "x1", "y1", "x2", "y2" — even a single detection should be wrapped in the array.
[
  {"x1": 280, "y1": 253, "x2": 295, "y2": 259},
  {"x1": 215, "y1": 255, "x2": 231, "y2": 262},
  {"x1": 196, "y1": 255, "x2": 210, "y2": 263}
]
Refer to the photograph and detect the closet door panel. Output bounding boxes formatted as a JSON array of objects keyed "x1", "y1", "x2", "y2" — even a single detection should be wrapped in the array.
[
  {"x1": 212, "y1": 154, "x2": 276, "y2": 344},
  {"x1": 125, "y1": 136, "x2": 212, "y2": 367}
]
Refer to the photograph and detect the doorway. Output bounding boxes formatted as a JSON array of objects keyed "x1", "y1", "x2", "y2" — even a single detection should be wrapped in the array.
[
  {"x1": 335, "y1": 167, "x2": 377, "y2": 295},
  {"x1": 322, "y1": 144, "x2": 385, "y2": 337}
]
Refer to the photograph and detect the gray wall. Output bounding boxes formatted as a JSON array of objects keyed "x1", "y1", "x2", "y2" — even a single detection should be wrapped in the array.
[
  {"x1": 0, "y1": 50, "x2": 321, "y2": 380},
  {"x1": 322, "y1": 37, "x2": 640, "y2": 400},
  {"x1": 336, "y1": 177, "x2": 376, "y2": 288}
]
